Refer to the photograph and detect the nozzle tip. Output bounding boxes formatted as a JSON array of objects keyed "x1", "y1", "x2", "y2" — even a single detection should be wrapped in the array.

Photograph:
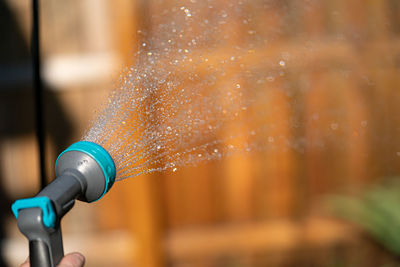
[{"x1": 56, "y1": 141, "x2": 116, "y2": 201}]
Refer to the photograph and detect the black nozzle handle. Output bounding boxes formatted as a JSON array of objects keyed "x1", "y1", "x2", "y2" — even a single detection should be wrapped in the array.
[
  {"x1": 17, "y1": 208, "x2": 64, "y2": 267},
  {"x1": 29, "y1": 240, "x2": 52, "y2": 267}
]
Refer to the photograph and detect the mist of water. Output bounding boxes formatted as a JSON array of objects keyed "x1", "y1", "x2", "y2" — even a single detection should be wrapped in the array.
[{"x1": 83, "y1": 0, "x2": 374, "y2": 180}]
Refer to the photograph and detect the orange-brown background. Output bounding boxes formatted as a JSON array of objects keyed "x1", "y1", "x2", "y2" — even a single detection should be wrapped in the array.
[{"x1": 1, "y1": 0, "x2": 400, "y2": 266}]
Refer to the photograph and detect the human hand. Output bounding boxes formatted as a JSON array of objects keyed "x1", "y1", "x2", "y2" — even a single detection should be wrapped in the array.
[{"x1": 20, "y1": 252, "x2": 85, "y2": 267}]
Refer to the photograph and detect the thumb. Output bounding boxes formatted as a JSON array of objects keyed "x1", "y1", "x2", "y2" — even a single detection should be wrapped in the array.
[{"x1": 57, "y1": 252, "x2": 85, "y2": 267}]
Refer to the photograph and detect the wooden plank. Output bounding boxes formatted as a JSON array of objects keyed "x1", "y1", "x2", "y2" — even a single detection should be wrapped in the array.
[
  {"x1": 110, "y1": 0, "x2": 141, "y2": 65},
  {"x1": 366, "y1": 0, "x2": 390, "y2": 39},
  {"x1": 367, "y1": 69, "x2": 400, "y2": 178},
  {"x1": 218, "y1": 64, "x2": 254, "y2": 222},
  {"x1": 164, "y1": 163, "x2": 218, "y2": 227},
  {"x1": 0, "y1": 135, "x2": 40, "y2": 196},
  {"x1": 165, "y1": 217, "x2": 357, "y2": 261},
  {"x1": 121, "y1": 174, "x2": 166, "y2": 267},
  {"x1": 255, "y1": 82, "x2": 294, "y2": 219},
  {"x1": 300, "y1": 0, "x2": 326, "y2": 37},
  {"x1": 0, "y1": 89, "x2": 39, "y2": 197}
]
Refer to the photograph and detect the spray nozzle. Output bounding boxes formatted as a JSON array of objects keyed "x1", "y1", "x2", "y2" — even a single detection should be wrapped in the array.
[{"x1": 11, "y1": 141, "x2": 116, "y2": 267}]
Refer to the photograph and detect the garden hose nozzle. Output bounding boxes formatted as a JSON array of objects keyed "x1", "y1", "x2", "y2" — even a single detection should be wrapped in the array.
[{"x1": 11, "y1": 141, "x2": 116, "y2": 267}]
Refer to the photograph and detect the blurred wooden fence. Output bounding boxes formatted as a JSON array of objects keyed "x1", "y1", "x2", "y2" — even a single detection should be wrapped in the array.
[
  {"x1": 2, "y1": 0, "x2": 400, "y2": 266},
  {"x1": 100, "y1": 1, "x2": 400, "y2": 266}
]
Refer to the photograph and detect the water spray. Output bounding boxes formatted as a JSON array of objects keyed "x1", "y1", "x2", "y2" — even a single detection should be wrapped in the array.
[{"x1": 11, "y1": 141, "x2": 116, "y2": 267}]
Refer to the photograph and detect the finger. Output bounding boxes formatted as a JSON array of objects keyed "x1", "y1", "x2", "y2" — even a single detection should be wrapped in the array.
[
  {"x1": 57, "y1": 252, "x2": 85, "y2": 267},
  {"x1": 20, "y1": 257, "x2": 29, "y2": 267}
]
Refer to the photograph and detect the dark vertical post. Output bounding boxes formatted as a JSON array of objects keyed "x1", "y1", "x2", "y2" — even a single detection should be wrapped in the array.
[{"x1": 32, "y1": 0, "x2": 47, "y2": 189}]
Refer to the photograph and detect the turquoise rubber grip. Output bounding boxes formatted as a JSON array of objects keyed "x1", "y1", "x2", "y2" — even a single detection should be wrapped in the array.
[
  {"x1": 12, "y1": 196, "x2": 56, "y2": 228},
  {"x1": 56, "y1": 141, "x2": 116, "y2": 201}
]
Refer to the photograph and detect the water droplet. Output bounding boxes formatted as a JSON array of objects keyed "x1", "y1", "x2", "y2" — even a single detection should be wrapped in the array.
[
  {"x1": 279, "y1": 60, "x2": 286, "y2": 67},
  {"x1": 361, "y1": 120, "x2": 368, "y2": 127},
  {"x1": 184, "y1": 8, "x2": 192, "y2": 17},
  {"x1": 330, "y1": 123, "x2": 339, "y2": 130},
  {"x1": 312, "y1": 113, "x2": 319, "y2": 120},
  {"x1": 236, "y1": 83, "x2": 241, "y2": 88},
  {"x1": 267, "y1": 75, "x2": 275, "y2": 82}
]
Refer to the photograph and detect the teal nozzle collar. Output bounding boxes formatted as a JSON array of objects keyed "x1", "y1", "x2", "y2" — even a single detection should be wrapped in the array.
[
  {"x1": 12, "y1": 197, "x2": 56, "y2": 228},
  {"x1": 56, "y1": 141, "x2": 116, "y2": 201}
]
